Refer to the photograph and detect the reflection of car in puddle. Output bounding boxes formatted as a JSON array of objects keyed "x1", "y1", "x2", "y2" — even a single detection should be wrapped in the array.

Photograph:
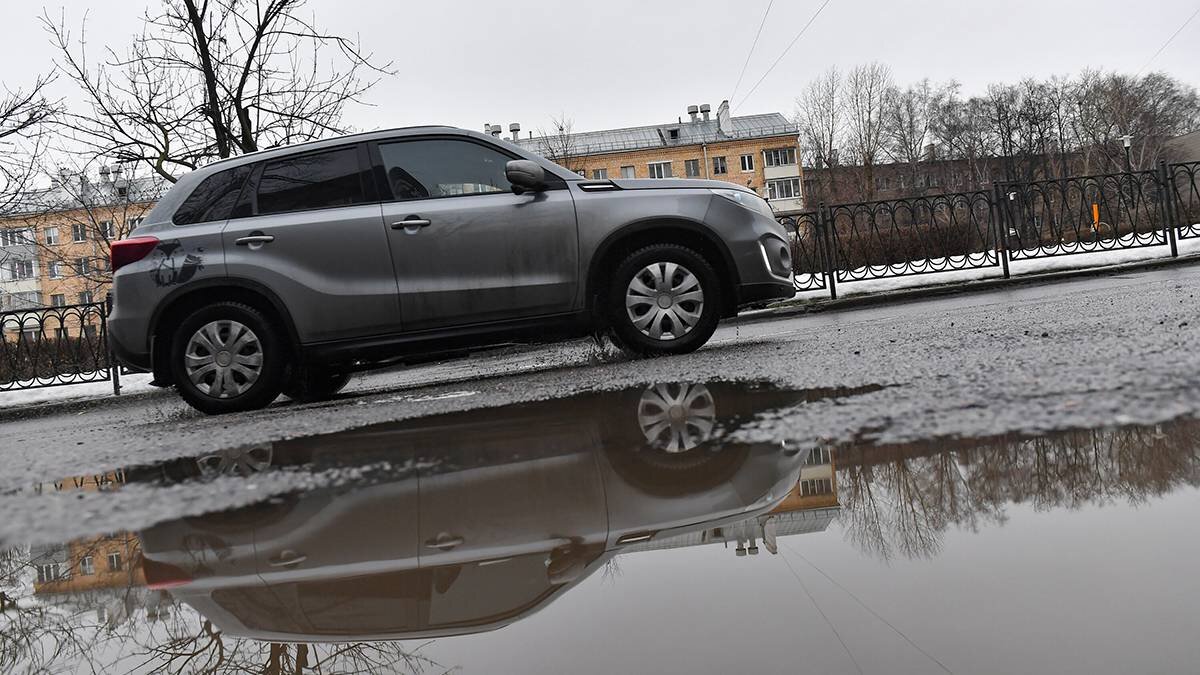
[{"x1": 138, "y1": 382, "x2": 849, "y2": 642}]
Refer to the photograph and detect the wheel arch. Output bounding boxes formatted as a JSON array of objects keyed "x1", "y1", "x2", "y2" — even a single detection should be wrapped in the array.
[
  {"x1": 586, "y1": 218, "x2": 741, "y2": 320},
  {"x1": 149, "y1": 278, "x2": 300, "y2": 385}
]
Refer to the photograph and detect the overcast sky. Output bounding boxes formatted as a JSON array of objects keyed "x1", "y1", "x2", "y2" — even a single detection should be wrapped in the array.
[{"x1": 2, "y1": 0, "x2": 1197, "y2": 137}]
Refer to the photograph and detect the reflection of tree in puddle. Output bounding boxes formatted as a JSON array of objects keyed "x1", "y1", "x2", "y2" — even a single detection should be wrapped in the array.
[{"x1": 837, "y1": 421, "x2": 1200, "y2": 561}]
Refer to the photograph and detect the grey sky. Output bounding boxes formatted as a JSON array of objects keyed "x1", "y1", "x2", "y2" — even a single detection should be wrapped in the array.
[{"x1": 2, "y1": 0, "x2": 1197, "y2": 137}]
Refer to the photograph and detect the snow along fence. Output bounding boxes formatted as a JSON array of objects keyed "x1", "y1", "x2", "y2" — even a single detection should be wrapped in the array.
[{"x1": 780, "y1": 160, "x2": 1200, "y2": 299}]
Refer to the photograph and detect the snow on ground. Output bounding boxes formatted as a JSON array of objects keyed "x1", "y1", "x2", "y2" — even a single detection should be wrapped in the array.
[
  {"x1": 0, "y1": 373, "x2": 157, "y2": 410},
  {"x1": 2, "y1": 230, "x2": 1197, "y2": 410},
  {"x1": 794, "y1": 231, "x2": 1200, "y2": 301}
]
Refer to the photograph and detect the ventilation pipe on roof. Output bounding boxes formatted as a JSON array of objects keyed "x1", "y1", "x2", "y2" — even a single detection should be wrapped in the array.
[
  {"x1": 687, "y1": 105, "x2": 699, "y2": 123},
  {"x1": 509, "y1": 123, "x2": 521, "y2": 141},
  {"x1": 490, "y1": 125, "x2": 503, "y2": 138},
  {"x1": 484, "y1": 123, "x2": 493, "y2": 133},
  {"x1": 700, "y1": 103, "x2": 711, "y2": 122}
]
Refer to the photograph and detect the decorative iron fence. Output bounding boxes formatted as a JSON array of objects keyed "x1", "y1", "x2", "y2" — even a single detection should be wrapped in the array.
[
  {"x1": 1170, "y1": 161, "x2": 1200, "y2": 240},
  {"x1": 0, "y1": 302, "x2": 120, "y2": 394},
  {"x1": 780, "y1": 160, "x2": 1196, "y2": 299},
  {"x1": 998, "y1": 168, "x2": 1173, "y2": 260}
]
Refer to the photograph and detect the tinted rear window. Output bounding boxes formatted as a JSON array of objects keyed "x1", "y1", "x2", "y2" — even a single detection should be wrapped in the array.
[
  {"x1": 172, "y1": 166, "x2": 251, "y2": 225},
  {"x1": 256, "y1": 147, "x2": 366, "y2": 215}
]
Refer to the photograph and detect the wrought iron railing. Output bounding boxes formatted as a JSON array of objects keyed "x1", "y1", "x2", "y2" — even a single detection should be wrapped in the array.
[
  {"x1": 777, "y1": 160, "x2": 1195, "y2": 298},
  {"x1": 0, "y1": 302, "x2": 119, "y2": 393},
  {"x1": 998, "y1": 168, "x2": 1172, "y2": 260},
  {"x1": 1169, "y1": 161, "x2": 1200, "y2": 240}
]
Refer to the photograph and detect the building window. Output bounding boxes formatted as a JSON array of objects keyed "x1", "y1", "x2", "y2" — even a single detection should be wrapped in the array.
[
  {"x1": 107, "y1": 552, "x2": 123, "y2": 572},
  {"x1": 805, "y1": 448, "x2": 832, "y2": 465},
  {"x1": 767, "y1": 178, "x2": 801, "y2": 200},
  {"x1": 620, "y1": 166, "x2": 636, "y2": 179},
  {"x1": 764, "y1": 147, "x2": 797, "y2": 167},
  {"x1": 51, "y1": 294, "x2": 66, "y2": 307},
  {"x1": 667, "y1": 128, "x2": 680, "y2": 140},
  {"x1": 99, "y1": 220, "x2": 115, "y2": 239},
  {"x1": 71, "y1": 222, "x2": 87, "y2": 242},
  {"x1": 48, "y1": 261, "x2": 63, "y2": 279},
  {"x1": 7, "y1": 259, "x2": 34, "y2": 280},
  {"x1": 7, "y1": 291, "x2": 39, "y2": 310},
  {"x1": 647, "y1": 161, "x2": 673, "y2": 179},
  {"x1": 127, "y1": 217, "x2": 145, "y2": 228},
  {"x1": 55, "y1": 327, "x2": 69, "y2": 340},
  {"x1": 79, "y1": 291, "x2": 94, "y2": 305},
  {"x1": 80, "y1": 555, "x2": 94, "y2": 575},
  {"x1": 684, "y1": 159, "x2": 701, "y2": 177},
  {"x1": 800, "y1": 478, "x2": 833, "y2": 497},
  {"x1": 76, "y1": 257, "x2": 92, "y2": 276},
  {"x1": 740, "y1": 154, "x2": 755, "y2": 172},
  {"x1": 592, "y1": 168, "x2": 608, "y2": 180},
  {"x1": 1, "y1": 228, "x2": 32, "y2": 247},
  {"x1": 874, "y1": 176, "x2": 891, "y2": 191},
  {"x1": 44, "y1": 226, "x2": 60, "y2": 245},
  {"x1": 712, "y1": 156, "x2": 728, "y2": 175},
  {"x1": 36, "y1": 563, "x2": 69, "y2": 584}
]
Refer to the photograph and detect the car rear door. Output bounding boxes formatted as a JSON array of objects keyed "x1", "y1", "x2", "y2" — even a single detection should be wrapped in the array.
[
  {"x1": 222, "y1": 144, "x2": 402, "y2": 343},
  {"x1": 371, "y1": 136, "x2": 579, "y2": 332}
]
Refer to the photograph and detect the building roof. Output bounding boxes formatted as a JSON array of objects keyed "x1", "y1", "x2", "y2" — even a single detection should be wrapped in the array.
[
  {"x1": 1167, "y1": 129, "x2": 1200, "y2": 162},
  {"x1": 515, "y1": 112, "x2": 796, "y2": 157},
  {"x1": 2, "y1": 173, "x2": 166, "y2": 220}
]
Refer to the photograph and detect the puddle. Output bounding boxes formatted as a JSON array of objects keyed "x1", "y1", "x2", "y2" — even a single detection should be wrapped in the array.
[{"x1": 3, "y1": 386, "x2": 1199, "y2": 674}]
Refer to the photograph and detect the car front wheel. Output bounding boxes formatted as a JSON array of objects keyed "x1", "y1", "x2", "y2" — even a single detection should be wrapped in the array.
[
  {"x1": 170, "y1": 302, "x2": 287, "y2": 415},
  {"x1": 607, "y1": 244, "x2": 722, "y2": 356}
]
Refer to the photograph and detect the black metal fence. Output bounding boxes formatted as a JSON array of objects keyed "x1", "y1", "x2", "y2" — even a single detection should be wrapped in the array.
[
  {"x1": 0, "y1": 303, "x2": 120, "y2": 394},
  {"x1": 781, "y1": 161, "x2": 1198, "y2": 298}
]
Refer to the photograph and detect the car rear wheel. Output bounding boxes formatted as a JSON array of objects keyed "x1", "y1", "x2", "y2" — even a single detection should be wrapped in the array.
[
  {"x1": 170, "y1": 302, "x2": 287, "y2": 415},
  {"x1": 607, "y1": 244, "x2": 721, "y2": 356},
  {"x1": 283, "y1": 367, "x2": 352, "y2": 403}
]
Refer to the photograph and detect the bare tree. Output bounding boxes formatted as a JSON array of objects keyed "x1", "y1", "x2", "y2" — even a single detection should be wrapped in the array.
[
  {"x1": 793, "y1": 66, "x2": 843, "y2": 202},
  {"x1": 536, "y1": 114, "x2": 586, "y2": 174},
  {"x1": 843, "y1": 62, "x2": 893, "y2": 199},
  {"x1": 44, "y1": 0, "x2": 394, "y2": 184},
  {"x1": 882, "y1": 78, "x2": 938, "y2": 191},
  {"x1": 0, "y1": 75, "x2": 58, "y2": 216}
]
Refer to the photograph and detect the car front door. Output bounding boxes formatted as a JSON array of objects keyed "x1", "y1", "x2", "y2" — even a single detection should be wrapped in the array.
[
  {"x1": 222, "y1": 144, "x2": 402, "y2": 343},
  {"x1": 372, "y1": 137, "x2": 579, "y2": 332}
]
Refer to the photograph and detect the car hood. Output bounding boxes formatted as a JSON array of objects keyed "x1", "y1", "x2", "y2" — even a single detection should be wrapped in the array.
[{"x1": 606, "y1": 178, "x2": 755, "y2": 192}]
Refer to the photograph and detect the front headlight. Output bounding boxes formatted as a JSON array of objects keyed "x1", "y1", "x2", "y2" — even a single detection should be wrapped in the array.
[{"x1": 710, "y1": 188, "x2": 775, "y2": 220}]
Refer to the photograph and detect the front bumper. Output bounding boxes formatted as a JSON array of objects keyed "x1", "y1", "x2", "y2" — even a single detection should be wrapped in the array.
[{"x1": 737, "y1": 281, "x2": 795, "y2": 308}]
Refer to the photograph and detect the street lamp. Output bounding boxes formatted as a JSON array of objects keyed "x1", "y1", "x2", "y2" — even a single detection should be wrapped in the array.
[{"x1": 1120, "y1": 134, "x2": 1133, "y2": 173}]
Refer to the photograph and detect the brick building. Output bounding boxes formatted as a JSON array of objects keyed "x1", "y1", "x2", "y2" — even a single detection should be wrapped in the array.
[{"x1": 507, "y1": 100, "x2": 806, "y2": 213}]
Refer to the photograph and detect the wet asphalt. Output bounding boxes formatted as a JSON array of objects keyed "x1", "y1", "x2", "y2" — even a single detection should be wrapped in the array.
[{"x1": 2, "y1": 262, "x2": 1199, "y2": 546}]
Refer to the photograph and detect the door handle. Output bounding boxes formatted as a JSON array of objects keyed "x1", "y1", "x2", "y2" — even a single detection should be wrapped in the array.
[
  {"x1": 424, "y1": 534, "x2": 464, "y2": 550},
  {"x1": 390, "y1": 217, "x2": 431, "y2": 230},
  {"x1": 235, "y1": 235, "x2": 275, "y2": 246},
  {"x1": 267, "y1": 550, "x2": 307, "y2": 567}
]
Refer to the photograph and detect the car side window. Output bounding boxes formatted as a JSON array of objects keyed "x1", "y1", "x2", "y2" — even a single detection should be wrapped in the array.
[
  {"x1": 173, "y1": 165, "x2": 252, "y2": 226},
  {"x1": 256, "y1": 146, "x2": 367, "y2": 215},
  {"x1": 377, "y1": 139, "x2": 513, "y2": 201}
]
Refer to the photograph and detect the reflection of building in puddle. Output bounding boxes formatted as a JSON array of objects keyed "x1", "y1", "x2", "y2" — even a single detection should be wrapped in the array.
[
  {"x1": 26, "y1": 471, "x2": 156, "y2": 626},
  {"x1": 624, "y1": 447, "x2": 839, "y2": 557}
]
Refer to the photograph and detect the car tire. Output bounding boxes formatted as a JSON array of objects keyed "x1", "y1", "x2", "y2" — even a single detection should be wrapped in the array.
[
  {"x1": 607, "y1": 244, "x2": 722, "y2": 357},
  {"x1": 170, "y1": 302, "x2": 287, "y2": 415},
  {"x1": 283, "y1": 368, "x2": 352, "y2": 403}
]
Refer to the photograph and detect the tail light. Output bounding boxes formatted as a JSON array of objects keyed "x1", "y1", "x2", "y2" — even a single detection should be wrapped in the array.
[
  {"x1": 111, "y1": 236, "x2": 160, "y2": 273},
  {"x1": 142, "y1": 557, "x2": 193, "y2": 590}
]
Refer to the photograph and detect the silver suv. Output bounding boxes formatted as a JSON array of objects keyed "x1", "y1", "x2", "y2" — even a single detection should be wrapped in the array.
[{"x1": 108, "y1": 126, "x2": 794, "y2": 414}]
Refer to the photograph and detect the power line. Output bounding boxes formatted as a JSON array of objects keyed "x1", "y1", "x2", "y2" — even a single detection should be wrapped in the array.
[
  {"x1": 729, "y1": 0, "x2": 776, "y2": 103},
  {"x1": 1136, "y1": 4, "x2": 1200, "y2": 75},
  {"x1": 778, "y1": 552, "x2": 864, "y2": 675},
  {"x1": 733, "y1": 0, "x2": 833, "y2": 112},
  {"x1": 784, "y1": 543, "x2": 955, "y2": 674}
]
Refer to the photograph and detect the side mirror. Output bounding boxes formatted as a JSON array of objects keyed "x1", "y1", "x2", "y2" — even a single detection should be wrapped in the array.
[{"x1": 506, "y1": 160, "x2": 546, "y2": 194}]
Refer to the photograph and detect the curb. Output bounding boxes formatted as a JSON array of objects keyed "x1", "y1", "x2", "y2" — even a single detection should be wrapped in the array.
[{"x1": 729, "y1": 252, "x2": 1200, "y2": 326}]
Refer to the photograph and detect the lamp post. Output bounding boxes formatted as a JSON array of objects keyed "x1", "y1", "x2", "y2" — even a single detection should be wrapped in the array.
[{"x1": 1120, "y1": 134, "x2": 1133, "y2": 173}]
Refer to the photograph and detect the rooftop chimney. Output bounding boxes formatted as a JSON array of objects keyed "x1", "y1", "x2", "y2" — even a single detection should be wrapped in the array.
[
  {"x1": 687, "y1": 105, "x2": 699, "y2": 123},
  {"x1": 700, "y1": 103, "x2": 711, "y2": 122},
  {"x1": 509, "y1": 122, "x2": 521, "y2": 141},
  {"x1": 716, "y1": 100, "x2": 732, "y2": 135},
  {"x1": 484, "y1": 123, "x2": 493, "y2": 133},
  {"x1": 99, "y1": 166, "x2": 111, "y2": 183}
]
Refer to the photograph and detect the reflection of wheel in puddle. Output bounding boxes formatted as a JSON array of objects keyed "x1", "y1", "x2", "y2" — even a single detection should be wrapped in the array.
[
  {"x1": 196, "y1": 442, "x2": 273, "y2": 478},
  {"x1": 637, "y1": 383, "x2": 717, "y2": 453}
]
